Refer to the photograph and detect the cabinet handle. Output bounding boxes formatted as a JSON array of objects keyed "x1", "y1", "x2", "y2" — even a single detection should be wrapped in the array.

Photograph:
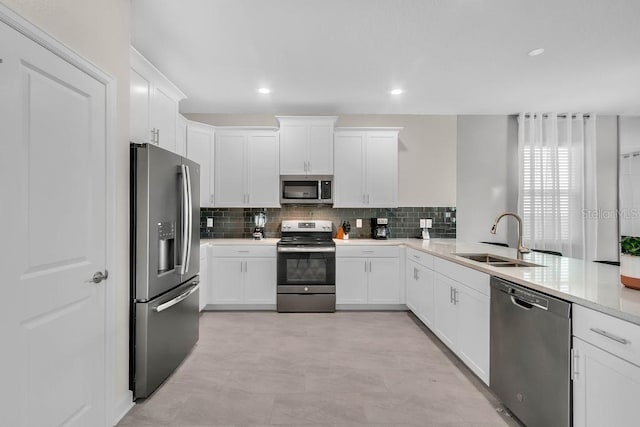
[
  {"x1": 244, "y1": 261, "x2": 248, "y2": 272},
  {"x1": 308, "y1": 161, "x2": 311, "y2": 172},
  {"x1": 454, "y1": 288, "x2": 459, "y2": 305},
  {"x1": 362, "y1": 250, "x2": 374, "y2": 254},
  {"x1": 156, "y1": 128, "x2": 160, "y2": 143},
  {"x1": 364, "y1": 261, "x2": 368, "y2": 273},
  {"x1": 589, "y1": 328, "x2": 630, "y2": 345},
  {"x1": 247, "y1": 193, "x2": 250, "y2": 205},
  {"x1": 363, "y1": 194, "x2": 366, "y2": 204},
  {"x1": 369, "y1": 261, "x2": 372, "y2": 272},
  {"x1": 415, "y1": 268, "x2": 419, "y2": 280},
  {"x1": 210, "y1": 194, "x2": 214, "y2": 204},
  {"x1": 571, "y1": 348, "x2": 579, "y2": 380},
  {"x1": 450, "y1": 287, "x2": 454, "y2": 304}
]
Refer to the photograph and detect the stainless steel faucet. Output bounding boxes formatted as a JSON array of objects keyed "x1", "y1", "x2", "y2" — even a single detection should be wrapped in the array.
[{"x1": 491, "y1": 212, "x2": 530, "y2": 259}]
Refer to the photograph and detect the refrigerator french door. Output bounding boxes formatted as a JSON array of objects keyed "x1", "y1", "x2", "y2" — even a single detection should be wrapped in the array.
[{"x1": 130, "y1": 143, "x2": 200, "y2": 399}]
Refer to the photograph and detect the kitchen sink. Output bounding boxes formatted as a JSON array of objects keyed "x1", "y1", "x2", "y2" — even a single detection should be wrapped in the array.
[{"x1": 453, "y1": 253, "x2": 544, "y2": 267}]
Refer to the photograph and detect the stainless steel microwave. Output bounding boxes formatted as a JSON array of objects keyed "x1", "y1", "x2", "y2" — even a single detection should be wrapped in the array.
[{"x1": 280, "y1": 175, "x2": 333, "y2": 204}]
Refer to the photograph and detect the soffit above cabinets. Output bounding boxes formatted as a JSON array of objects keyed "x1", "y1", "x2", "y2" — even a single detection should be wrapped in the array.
[{"x1": 131, "y1": 0, "x2": 640, "y2": 115}]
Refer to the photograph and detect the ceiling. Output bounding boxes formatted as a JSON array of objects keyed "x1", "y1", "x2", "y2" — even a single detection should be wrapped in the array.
[{"x1": 131, "y1": 0, "x2": 640, "y2": 115}]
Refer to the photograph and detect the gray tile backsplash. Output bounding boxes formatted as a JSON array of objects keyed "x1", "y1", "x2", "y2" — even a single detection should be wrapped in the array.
[{"x1": 200, "y1": 206, "x2": 456, "y2": 239}]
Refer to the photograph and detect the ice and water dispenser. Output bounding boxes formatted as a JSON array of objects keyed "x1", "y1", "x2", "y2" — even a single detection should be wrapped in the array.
[{"x1": 157, "y1": 222, "x2": 175, "y2": 273}]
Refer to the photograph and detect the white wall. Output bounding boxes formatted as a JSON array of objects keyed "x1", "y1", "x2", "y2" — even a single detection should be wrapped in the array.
[
  {"x1": 2, "y1": 0, "x2": 132, "y2": 417},
  {"x1": 184, "y1": 113, "x2": 458, "y2": 207},
  {"x1": 595, "y1": 116, "x2": 620, "y2": 261},
  {"x1": 620, "y1": 116, "x2": 640, "y2": 155},
  {"x1": 456, "y1": 116, "x2": 518, "y2": 246}
]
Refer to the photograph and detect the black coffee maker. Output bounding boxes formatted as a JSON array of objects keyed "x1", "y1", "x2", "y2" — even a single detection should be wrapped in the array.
[{"x1": 371, "y1": 218, "x2": 390, "y2": 239}]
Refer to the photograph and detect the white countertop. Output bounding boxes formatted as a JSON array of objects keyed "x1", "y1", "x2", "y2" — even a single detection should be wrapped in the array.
[{"x1": 200, "y1": 237, "x2": 640, "y2": 325}]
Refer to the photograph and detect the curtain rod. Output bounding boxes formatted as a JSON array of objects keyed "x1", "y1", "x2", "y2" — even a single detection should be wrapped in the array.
[
  {"x1": 521, "y1": 113, "x2": 592, "y2": 119},
  {"x1": 622, "y1": 151, "x2": 640, "y2": 158}
]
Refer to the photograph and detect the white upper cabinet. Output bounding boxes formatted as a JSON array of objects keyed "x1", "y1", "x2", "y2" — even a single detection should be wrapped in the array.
[
  {"x1": 214, "y1": 128, "x2": 280, "y2": 207},
  {"x1": 334, "y1": 128, "x2": 400, "y2": 208},
  {"x1": 277, "y1": 116, "x2": 337, "y2": 175},
  {"x1": 186, "y1": 121, "x2": 215, "y2": 207},
  {"x1": 130, "y1": 47, "x2": 186, "y2": 152},
  {"x1": 175, "y1": 114, "x2": 187, "y2": 157}
]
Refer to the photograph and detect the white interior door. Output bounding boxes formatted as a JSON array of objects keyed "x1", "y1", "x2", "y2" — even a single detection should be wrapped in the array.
[{"x1": 0, "y1": 21, "x2": 107, "y2": 427}]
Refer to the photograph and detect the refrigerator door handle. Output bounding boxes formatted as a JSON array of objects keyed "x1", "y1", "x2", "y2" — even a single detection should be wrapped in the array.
[
  {"x1": 153, "y1": 283, "x2": 200, "y2": 313},
  {"x1": 184, "y1": 164, "x2": 193, "y2": 273},
  {"x1": 178, "y1": 164, "x2": 189, "y2": 275}
]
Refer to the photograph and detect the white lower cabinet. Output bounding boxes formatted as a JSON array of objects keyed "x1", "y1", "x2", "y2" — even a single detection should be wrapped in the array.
[
  {"x1": 406, "y1": 255, "x2": 435, "y2": 328},
  {"x1": 336, "y1": 246, "x2": 401, "y2": 305},
  {"x1": 199, "y1": 244, "x2": 209, "y2": 311},
  {"x1": 406, "y1": 255, "x2": 490, "y2": 385},
  {"x1": 209, "y1": 246, "x2": 276, "y2": 306},
  {"x1": 572, "y1": 304, "x2": 640, "y2": 427}
]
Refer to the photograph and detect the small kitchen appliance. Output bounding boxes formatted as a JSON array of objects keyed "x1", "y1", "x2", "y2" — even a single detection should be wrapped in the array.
[
  {"x1": 371, "y1": 218, "x2": 389, "y2": 239},
  {"x1": 277, "y1": 220, "x2": 336, "y2": 312},
  {"x1": 280, "y1": 175, "x2": 333, "y2": 205},
  {"x1": 253, "y1": 212, "x2": 267, "y2": 240}
]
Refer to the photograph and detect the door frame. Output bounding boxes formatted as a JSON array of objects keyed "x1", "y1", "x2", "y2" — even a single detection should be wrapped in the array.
[{"x1": 0, "y1": 4, "x2": 122, "y2": 426}]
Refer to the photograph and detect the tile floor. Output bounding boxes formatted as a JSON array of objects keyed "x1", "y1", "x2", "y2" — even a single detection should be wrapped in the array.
[{"x1": 118, "y1": 311, "x2": 519, "y2": 426}]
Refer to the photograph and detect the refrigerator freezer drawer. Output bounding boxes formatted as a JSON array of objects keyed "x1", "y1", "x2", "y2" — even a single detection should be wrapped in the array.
[{"x1": 133, "y1": 279, "x2": 200, "y2": 399}]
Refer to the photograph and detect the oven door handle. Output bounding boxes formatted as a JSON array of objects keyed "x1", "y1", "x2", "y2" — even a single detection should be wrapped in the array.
[{"x1": 277, "y1": 247, "x2": 336, "y2": 253}]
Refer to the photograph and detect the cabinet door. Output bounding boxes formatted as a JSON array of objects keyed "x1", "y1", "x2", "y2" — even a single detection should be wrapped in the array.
[
  {"x1": 244, "y1": 258, "x2": 277, "y2": 304},
  {"x1": 280, "y1": 124, "x2": 307, "y2": 174},
  {"x1": 210, "y1": 258, "x2": 244, "y2": 304},
  {"x1": 247, "y1": 133, "x2": 280, "y2": 207},
  {"x1": 365, "y1": 132, "x2": 398, "y2": 207},
  {"x1": 130, "y1": 68, "x2": 151, "y2": 144},
  {"x1": 214, "y1": 133, "x2": 246, "y2": 207},
  {"x1": 151, "y1": 86, "x2": 177, "y2": 153},
  {"x1": 199, "y1": 251, "x2": 208, "y2": 311},
  {"x1": 336, "y1": 258, "x2": 368, "y2": 304},
  {"x1": 308, "y1": 124, "x2": 333, "y2": 174},
  {"x1": 175, "y1": 114, "x2": 187, "y2": 157},
  {"x1": 405, "y1": 260, "x2": 419, "y2": 314},
  {"x1": 333, "y1": 133, "x2": 366, "y2": 207},
  {"x1": 573, "y1": 338, "x2": 640, "y2": 427},
  {"x1": 416, "y1": 264, "x2": 435, "y2": 328},
  {"x1": 186, "y1": 123, "x2": 215, "y2": 207},
  {"x1": 457, "y1": 284, "x2": 490, "y2": 384},
  {"x1": 367, "y1": 258, "x2": 400, "y2": 304},
  {"x1": 433, "y1": 273, "x2": 458, "y2": 351}
]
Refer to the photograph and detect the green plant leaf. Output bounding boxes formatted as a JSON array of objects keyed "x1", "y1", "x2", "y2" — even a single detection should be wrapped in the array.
[{"x1": 621, "y1": 236, "x2": 640, "y2": 256}]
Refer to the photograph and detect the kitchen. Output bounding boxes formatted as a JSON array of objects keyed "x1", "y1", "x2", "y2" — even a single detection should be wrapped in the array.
[{"x1": 1, "y1": 1, "x2": 640, "y2": 426}]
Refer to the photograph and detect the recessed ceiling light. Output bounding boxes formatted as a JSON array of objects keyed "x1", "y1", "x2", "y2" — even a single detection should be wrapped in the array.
[
  {"x1": 257, "y1": 87, "x2": 271, "y2": 94},
  {"x1": 528, "y1": 48, "x2": 545, "y2": 57},
  {"x1": 390, "y1": 89, "x2": 403, "y2": 95}
]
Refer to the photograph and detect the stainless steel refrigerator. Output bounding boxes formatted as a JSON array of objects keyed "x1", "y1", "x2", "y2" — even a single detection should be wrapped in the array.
[{"x1": 130, "y1": 143, "x2": 200, "y2": 399}]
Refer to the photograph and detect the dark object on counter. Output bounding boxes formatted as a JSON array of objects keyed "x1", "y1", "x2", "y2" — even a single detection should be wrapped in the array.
[
  {"x1": 371, "y1": 218, "x2": 389, "y2": 239},
  {"x1": 532, "y1": 249, "x2": 563, "y2": 256},
  {"x1": 480, "y1": 241, "x2": 509, "y2": 247},
  {"x1": 342, "y1": 221, "x2": 351, "y2": 235}
]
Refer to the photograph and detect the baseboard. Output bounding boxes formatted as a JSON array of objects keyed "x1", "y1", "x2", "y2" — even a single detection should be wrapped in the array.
[
  {"x1": 336, "y1": 304, "x2": 408, "y2": 311},
  {"x1": 203, "y1": 304, "x2": 277, "y2": 311},
  {"x1": 112, "y1": 391, "x2": 134, "y2": 426}
]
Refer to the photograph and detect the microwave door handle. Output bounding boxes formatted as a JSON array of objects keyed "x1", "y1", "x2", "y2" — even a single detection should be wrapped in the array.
[
  {"x1": 178, "y1": 165, "x2": 189, "y2": 275},
  {"x1": 184, "y1": 164, "x2": 192, "y2": 273}
]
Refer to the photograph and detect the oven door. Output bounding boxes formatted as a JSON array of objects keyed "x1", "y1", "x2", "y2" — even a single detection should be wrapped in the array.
[{"x1": 277, "y1": 247, "x2": 335, "y2": 285}]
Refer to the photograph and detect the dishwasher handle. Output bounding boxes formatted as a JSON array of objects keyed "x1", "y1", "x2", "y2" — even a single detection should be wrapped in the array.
[{"x1": 509, "y1": 287, "x2": 549, "y2": 311}]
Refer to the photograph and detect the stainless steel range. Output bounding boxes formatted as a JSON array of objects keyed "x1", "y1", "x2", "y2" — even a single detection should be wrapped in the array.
[{"x1": 277, "y1": 220, "x2": 336, "y2": 312}]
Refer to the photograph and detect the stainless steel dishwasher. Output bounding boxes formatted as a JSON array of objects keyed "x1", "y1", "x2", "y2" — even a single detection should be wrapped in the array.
[{"x1": 490, "y1": 276, "x2": 571, "y2": 427}]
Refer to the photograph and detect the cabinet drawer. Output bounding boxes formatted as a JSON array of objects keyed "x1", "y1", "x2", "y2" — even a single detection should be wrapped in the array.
[
  {"x1": 407, "y1": 248, "x2": 434, "y2": 269},
  {"x1": 337, "y1": 245, "x2": 399, "y2": 258},
  {"x1": 433, "y1": 257, "x2": 490, "y2": 296},
  {"x1": 211, "y1": 245, "x2": 276, "y2": 258},
  {"x1": 573, "y1": 304, "x2": 640, "y2": 366}
]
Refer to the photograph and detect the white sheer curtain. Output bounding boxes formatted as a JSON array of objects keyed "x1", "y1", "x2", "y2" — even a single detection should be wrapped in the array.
[{"x1": 517, "y1": 113, "x2": 597, "y2": 260}]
